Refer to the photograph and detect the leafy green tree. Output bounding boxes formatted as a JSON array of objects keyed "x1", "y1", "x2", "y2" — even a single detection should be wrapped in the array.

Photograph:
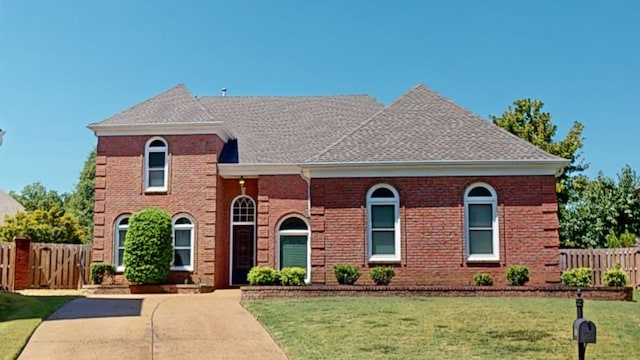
[
  {"x1": 66, "y1": 148, "x2": 96, "y2": 243},
  {"x1": 9, "y1": 182, "x2": 67, "y2": 211},
  {"x1": 124, "y1": 207, "x2": 173, "y2": 284},
  {"x1": 560, "y1": 165, "x2": 640, "y2": 248},
  {"x1": 491, "y1": 99, "x2": 587, "y2": 205},
  {"x1": 0, "y1": 207, "x2": 85, "y2": 244}
]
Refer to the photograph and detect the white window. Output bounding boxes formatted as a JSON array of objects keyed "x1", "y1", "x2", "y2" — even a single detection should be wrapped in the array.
[
  {"x1": 464, "y1": 183, "x2": 499, "y2": 261},
  {"x1": 114, "y1": 215, "x2": 129, "y2": 271},
  {"x1": 366, "y1": 184, "x2": 401, "y2": 262},
  {"x1": 277, "y1": 216, "x2": 310, "y2": 283},
  {"x1": 144, "y1": 137, "x2": 168, "y2": 192},
  {"x1": 172, "y1": 216, "x2": 194, "y2": 271}
]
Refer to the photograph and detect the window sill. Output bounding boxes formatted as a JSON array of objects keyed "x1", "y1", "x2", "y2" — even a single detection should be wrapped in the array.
[
  {"x1": 466, "y1": 256, "x2": 500, "y2": 263},
  {"x1": 368, "y1": 256, "x2": 401, "y2": 264},
  {"x1": 170, "y1": 267, "x2": 193, "y2": 272},
  {"x1": 144, "y1": 187, "x2": 168, "y2": 194}
]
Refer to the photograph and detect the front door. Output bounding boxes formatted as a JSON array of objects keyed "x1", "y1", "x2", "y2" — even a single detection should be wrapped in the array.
[{"x1": 232, "y1": 225, "x2": 255, "y2": 284}]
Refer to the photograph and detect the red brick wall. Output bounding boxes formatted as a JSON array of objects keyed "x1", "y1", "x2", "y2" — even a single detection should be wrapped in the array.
[
  {"x1": 93, "y1": 134, "x2": 225, "y2": 285},
  {"x1": 310, "y1": 176, "x2": 560, "y2": 286}
]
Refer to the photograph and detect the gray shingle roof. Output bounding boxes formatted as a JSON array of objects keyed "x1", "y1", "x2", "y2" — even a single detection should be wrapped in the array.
[
  {"x1": 90, "y1": 84, "x2": 213, "y2": 126},
  {"x1": 308, "y1": 84, "x2": 566, "y2": 164},
  {"x1": 197, "y1": 95, "x2": 383, "y2": 163},
  {"x1": 0, "y1": 188, "x2": 24, "y2": 225}
]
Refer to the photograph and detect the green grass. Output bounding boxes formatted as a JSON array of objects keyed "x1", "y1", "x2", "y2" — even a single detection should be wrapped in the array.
[
  {"x1": 0, "y1": 292, "x2": 80, "y2": 360},
  {"x1": 245, "y1": 292, "x2": 640, "y2": 360}
]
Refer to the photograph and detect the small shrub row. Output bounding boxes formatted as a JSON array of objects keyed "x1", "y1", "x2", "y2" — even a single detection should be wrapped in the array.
[
  {"x1": 90, "y1": 263, "x2": 116, "y2": 285},
  {"x1": 560, "y1": 263, "x2": 629, "y2": 287},
  {"x1": 472, "y1": 265, "x2": 529, "y2": 287},
  {"x1": 331, "y1": 264, "x2": 396, "y2": 285},
  {"x1": 247, "y1": 266, "x2": 306, "y2": 286}
]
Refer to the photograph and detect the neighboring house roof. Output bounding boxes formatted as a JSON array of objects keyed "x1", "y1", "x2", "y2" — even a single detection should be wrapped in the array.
[
  {"x1": 0, "y1": 188, "x2": 24, "y2": 225},
  {"x1": 89, "y1": 83, "x2": 568, "y2": 169},
  {"x1": 308, "y1": 84, "x2": 565, "y2": 164}
]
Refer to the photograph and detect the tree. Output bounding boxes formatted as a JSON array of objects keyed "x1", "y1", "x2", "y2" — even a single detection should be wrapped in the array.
[
  {"x1": 0, "y1": 207, "x2": 85, "y2": 244},
  {"x1": 559, "y1": 165, "x2": 640, "y2": 248},
  {"x1": 9, "y1": 182, "x2": 67, "y2": 212},
  {"x1": 123, "y1": 207, "x2": 173, "y2": 284},
  {"x1": 66, "y1": 148, "x2": 96, "y2": 243},
  {"x1": 491, "y1": 99, "x2": 587, "y2": 205}
]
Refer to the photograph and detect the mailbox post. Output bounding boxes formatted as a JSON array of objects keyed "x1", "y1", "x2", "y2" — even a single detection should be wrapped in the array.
[{"x1": 573, "y1": 289, "x2": 596, "y2": 360}]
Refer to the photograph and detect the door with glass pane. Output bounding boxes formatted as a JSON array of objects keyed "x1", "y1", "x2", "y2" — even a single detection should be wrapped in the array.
[{"x1": 232, "y1": 225, "x2": 254, "y2": 284}]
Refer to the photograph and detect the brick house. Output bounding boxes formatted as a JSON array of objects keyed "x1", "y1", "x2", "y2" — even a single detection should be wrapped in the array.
[{"x1": 89, "y1": 84, "x2": 567, "y2": 287}]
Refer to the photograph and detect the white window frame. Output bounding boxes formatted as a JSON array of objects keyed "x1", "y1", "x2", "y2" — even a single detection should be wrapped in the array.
[
  {"x1": 275, "y1": 215, "x2": 311, "y2": 284},
  {"x1": 366, "y1": 184, "x2": 401, "y2": 262},
  {"x1": 464, "y1": 182, "x2": 499, "y2": 261},
  {"x1": 171, "y1": 214, "x2": 194, "y2": 271},
  {"x1": 144, "y1": 136, "x2": 168, "y2": 192},
  {"x1": 114, "y1": 215, "x2": 129, "y2": 272}
]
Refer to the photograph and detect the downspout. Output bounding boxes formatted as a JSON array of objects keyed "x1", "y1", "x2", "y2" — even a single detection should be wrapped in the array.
[{"x1": 300, "y1": 169, "x2": 311, "y2": 218}]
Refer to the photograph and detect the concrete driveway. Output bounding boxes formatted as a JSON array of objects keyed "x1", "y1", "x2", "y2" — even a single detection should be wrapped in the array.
[{"x1": 19, "y1": 290, "x2": 287, "y2": 360}]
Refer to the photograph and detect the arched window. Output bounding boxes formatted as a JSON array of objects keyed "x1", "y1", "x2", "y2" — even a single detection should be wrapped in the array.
[
  {"x1": 464, "y1": 183, "x2": 499, "y2": 261},
  {"x1": 172, "y1": 216, "x2": 194, "y2": 271},
  {"x1": 114, "y1": 215, "x2": 129, "y2": 271},
  {"x1": 145, "y1": 137, "x2": 168, "y2": 192},
  {"x1": 366, "y1": 184, "x2": 400, "y2": 262},
  {"x1": 277, "y1": 216, "x2": 310, "y2": 283}
]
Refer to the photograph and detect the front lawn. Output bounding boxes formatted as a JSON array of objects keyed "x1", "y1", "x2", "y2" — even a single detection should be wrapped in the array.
[
  {"x1": 0, "y1": 292, "x2": 80, "y2": 360},
  {"x1": 245, "y1": 292, "x2": 639, "y2": 360}
]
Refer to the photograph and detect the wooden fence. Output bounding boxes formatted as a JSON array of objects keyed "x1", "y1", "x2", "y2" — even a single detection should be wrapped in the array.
[
  {"x1": 0, "y1": 242, "x2": 16, "y2": 291},
  {"x1": 560, "y1": 247, "x2": 640, "y2": 287},
  {"x1": 0, "y1": 240, "x2": 91, "y2": 291}
]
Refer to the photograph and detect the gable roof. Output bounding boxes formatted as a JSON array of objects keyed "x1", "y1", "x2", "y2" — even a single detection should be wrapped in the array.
[
  {"x1": 198, "y1": 95, "x2": 383, "y2": 163},
  {"x1": 91, "y1": 84, "x2": 213, "y2": 126},
  {"x1": 307, "y1": 84, "x2": 566, "y2": 165},
  {"x1": 0, "y1": 188, "x2": 24, "y2": 225}
]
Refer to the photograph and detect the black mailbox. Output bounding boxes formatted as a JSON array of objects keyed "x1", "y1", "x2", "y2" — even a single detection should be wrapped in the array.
[{"x1": 573, "y1": 318, "x2": 597, "y2": 344}]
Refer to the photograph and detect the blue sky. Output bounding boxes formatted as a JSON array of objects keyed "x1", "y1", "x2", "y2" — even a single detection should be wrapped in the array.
[{"x1": 1, "y1": 1, "x2": 639, "y2": 193}]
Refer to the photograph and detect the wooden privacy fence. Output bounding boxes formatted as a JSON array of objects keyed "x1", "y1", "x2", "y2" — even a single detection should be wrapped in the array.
[
  {"x1": 560, "y1": 247, "x2": 640, "y2": 287},
  {"x1": 0, "y1": 242, "x2": 16, "y2": 291},
  {"x1": 0, "y1": 238, "x2": 92, "y2": 291}
]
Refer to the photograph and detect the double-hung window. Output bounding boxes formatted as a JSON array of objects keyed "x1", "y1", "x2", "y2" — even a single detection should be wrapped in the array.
[
  {"x1": 114, "y1": 216, "x2": 129, "y2": 271},
  {"x1": 172, "y1": 216, "x2": 194, "y2": 271},
  {"x1": 367, "y1": 184, "x2": 400, "y2": 262},
  {"x1": 465, "y1": 183, "x2": 499, "y2": 261},
  {"x1": 145, "y1": 137, "x2": 168, "y2": 192}
]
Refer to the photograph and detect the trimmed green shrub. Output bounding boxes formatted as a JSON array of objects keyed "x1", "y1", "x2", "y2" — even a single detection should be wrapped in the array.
[
  {"x1": 505, "y1": 265, "x2": 529, "y2": 286},
  {"x1": 333, "y1": 264, "x2": 361, "y2": 285},
  {"x1": 247, "y1": 266, "x2": 281, "y2": 285},
  {"x1": 123, "y1": 207, "x2": 173, "y2": 284},
  {"x1": 90, "y1": 263, "x2": 115, "y2": 285},
  {"x1": 602, "y1": 263, "x2": 630, "y2": 287},
  {"x1": 369, "y1": 266, "x2": 395, "y2": 285},
  {"x1": 280, "y1": 267, "x2": 306, "y2": 286},
  {"x1": 561, "y1": 267, "x2": 593, "y2": 287},
  {"x1": 473, "y1": 273, "x2": 494, "y2": 286}
]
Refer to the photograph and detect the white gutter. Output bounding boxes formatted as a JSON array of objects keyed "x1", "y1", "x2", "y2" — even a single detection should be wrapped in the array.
[{"x1": 88, "y1": 121, "x2": 235, "y2": 142}]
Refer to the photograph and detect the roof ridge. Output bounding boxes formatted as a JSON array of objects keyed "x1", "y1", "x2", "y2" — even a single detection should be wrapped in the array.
[
  {"x1": 198, "y1": 94, "x2": 375, "y2": 100},
  {"x1": 305, "y1": 84, "x2": 425, "y2": 163}
]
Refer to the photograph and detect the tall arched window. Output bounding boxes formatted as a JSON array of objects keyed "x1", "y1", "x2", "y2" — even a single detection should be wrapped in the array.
[
  {"x1": 172, "y1": 215, "x2": 194, "y2": 271},
  {"x1": 114, "y1": 215, "x2": 129, "y2": 271},
  {"x1": 145, "y1": 137, "x2": 168, "y2": 192},
  {"x1": 464, "y1": 183, "x2": 499, "y2": 261},
  {"x1": 366, "y1": 184, "x2": 400, "y2": 262},
  {"x1": 277, "y1": 216, "x2": 310, "y2": 283}
]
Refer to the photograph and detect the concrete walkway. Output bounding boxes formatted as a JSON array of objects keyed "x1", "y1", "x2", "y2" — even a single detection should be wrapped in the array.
[{"x1": 19, "y1": 290, "x2": 287, "y2": 360}]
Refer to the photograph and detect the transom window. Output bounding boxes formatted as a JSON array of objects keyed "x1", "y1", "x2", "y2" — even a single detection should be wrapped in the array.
[
  {"x1": 464, "y1": 183, "x2": 499, "y2": 261},
  {"x1": 277, "y1": 216, "x2": 310, "y2": 283},
  {"x1": 366, "y1": 184, "x2": 401, "y2": 262},
  {"x1": 172, "y1": 216, "x2": 194, "y2": 271},
  {"x1": 233, "y1": 196, "x2": 255, "y2": 223},
  {"x1": 114, "y1": 215, "x2": 129, "y2": 271},
  {"x1": 145, "y1": 137, "x2": 168, "y2": 192}
]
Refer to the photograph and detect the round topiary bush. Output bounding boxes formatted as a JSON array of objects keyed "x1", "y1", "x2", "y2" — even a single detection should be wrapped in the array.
[
  {"x1": 505, "y1": 265, "x2": 529, "y2": 286},
  {"x1": 123, "y1": 207, "x2": 173, "y2": 284}
]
